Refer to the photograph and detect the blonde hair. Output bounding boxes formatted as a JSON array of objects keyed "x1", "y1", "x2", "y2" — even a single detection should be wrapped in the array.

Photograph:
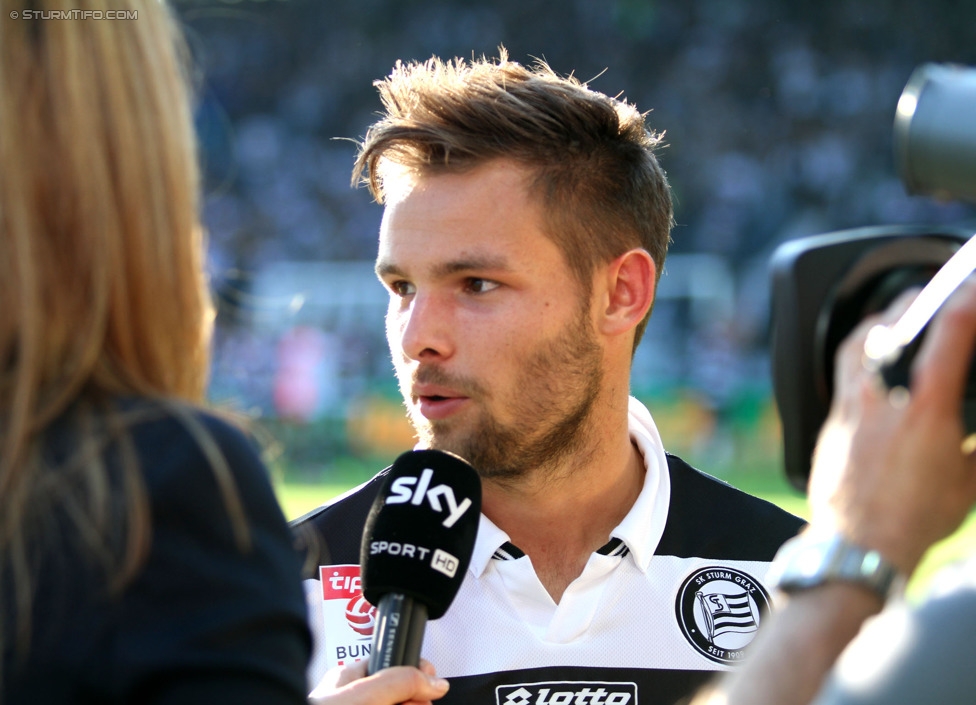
[
  {"x1": 353, "y1": 48, "x2": 674, "y2": 350},
  {"x1": 0, "y1": 0, "x2": 241, "y2": 655}
]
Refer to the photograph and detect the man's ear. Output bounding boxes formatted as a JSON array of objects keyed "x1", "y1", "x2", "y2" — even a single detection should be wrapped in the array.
[{"x1": 598, "y1": 248, "x2": 656, "y2": 337}]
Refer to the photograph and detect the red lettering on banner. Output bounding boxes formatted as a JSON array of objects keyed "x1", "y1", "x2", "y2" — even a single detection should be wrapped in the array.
[{"x1": 320, "y1": 565, "x2": 363, "y2": 600}]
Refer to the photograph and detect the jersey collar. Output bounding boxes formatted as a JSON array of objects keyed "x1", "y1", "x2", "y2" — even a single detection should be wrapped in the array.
[{"x1": 466, "y1": 397, "x2": 671, "y2": 578}]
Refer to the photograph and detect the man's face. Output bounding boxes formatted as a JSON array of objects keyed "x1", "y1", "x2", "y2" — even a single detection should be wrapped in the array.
[{"x1": 375, "y1": 160, "x2": 604, "y2": 481}]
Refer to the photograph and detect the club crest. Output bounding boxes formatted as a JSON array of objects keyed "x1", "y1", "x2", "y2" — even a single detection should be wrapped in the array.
[{"x1": 675, "y1": 566, "x2": 771, "y2": 664}]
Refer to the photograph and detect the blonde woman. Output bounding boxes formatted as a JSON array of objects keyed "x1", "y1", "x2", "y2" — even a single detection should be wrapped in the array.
[{"x1": 0, "y1": 1, "x2": 315, "y2": 702}]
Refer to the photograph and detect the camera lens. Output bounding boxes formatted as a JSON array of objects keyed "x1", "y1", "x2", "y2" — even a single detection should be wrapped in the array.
[{"x1": 894, "y1": 63, "x2": 976, "y2": 203}]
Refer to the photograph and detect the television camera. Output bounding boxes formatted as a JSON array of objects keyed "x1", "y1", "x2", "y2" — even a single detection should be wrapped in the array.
[{"x1": 770, "y1": 63, "x2": 976, "y2": 491}]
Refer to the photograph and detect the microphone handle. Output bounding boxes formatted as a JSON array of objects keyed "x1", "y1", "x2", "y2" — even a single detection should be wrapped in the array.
[{"x1": 367, "y1": 593, "x2": 429, "y2": 675}]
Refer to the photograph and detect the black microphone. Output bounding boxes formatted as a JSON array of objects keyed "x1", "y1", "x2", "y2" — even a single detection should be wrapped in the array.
[{"x1": 361, "y1": 449, "x2": 481, "y2": 674}]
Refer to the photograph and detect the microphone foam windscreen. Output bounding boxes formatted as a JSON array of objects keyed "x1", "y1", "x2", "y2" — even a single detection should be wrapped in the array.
[{"x1": 361, "y1": 449, "x2": 481, "y2": 619}]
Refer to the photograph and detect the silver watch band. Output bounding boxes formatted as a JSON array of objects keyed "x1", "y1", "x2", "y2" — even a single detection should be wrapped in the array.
[{"x1": 767, "y1": 532, "x2": 907, "y2": 601}]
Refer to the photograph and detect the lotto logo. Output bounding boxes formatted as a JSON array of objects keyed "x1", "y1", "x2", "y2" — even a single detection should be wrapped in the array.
[
  {"x1": 496, "y1": 682, "x2": 636, "y2": 705},
  {"x1": 345, "y1": 595, "x2": 376, "y2": 636}
]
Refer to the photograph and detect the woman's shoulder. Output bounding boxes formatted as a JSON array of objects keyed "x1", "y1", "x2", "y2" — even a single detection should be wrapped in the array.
[
  {"x1": 118, "y1": 397, "x2": 256, "y2": 447},
  {"x1": 111, "y1": 399, "x2": 281, "y2": 536},
  {"x1": 119, "y1": 398, "x2": 263, "y2": 477}
]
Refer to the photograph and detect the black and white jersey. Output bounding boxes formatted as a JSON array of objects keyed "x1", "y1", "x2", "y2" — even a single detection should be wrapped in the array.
[{"x1": 292, "y1": 398, "x2": 805, "y2": 705}]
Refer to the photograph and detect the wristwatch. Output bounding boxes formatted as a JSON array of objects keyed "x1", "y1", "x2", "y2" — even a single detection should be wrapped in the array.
[{"x1": 766, "y1": 532, "x2": 907, "y2": 601}]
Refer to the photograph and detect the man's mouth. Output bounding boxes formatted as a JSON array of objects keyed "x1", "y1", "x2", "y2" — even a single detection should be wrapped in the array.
[{"x1": 415, "y1": 394, "x2": 469, "y2": 420}]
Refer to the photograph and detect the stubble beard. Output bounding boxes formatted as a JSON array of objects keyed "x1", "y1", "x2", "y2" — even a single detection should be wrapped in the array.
[{"x1": 400, "y1": 307, "x2": 604, "y2": 483}]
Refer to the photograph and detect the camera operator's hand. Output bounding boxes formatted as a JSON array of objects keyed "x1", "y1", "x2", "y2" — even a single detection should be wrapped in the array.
[
  {"x1": 693, "y1": 277, "x2": 976, "y2": 705},
  {"x1": 809, "y1": 280, "x2": 976, "y2": 577}
]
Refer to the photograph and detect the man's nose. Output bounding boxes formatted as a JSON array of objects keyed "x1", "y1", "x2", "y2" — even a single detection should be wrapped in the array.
[{"x1": 392, "y1": 291, "x2": 455, "y2": 362}]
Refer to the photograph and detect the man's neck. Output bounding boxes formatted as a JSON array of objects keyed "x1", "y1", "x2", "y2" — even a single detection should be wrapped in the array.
[{"x1": 481, "y1": 420, "x2": 646, "y2": 604}]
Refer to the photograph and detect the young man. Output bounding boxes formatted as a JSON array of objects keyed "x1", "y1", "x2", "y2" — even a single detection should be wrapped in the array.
[{"x1": 293, "y1": 50, "x2": 804, "y2": 705}]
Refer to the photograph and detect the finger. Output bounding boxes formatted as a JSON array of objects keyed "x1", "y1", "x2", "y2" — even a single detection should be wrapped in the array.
[
  {"x1": 311, "y1": 666, "x2": 449, "y2": 705},
  {"x1": 835, "y1": 288, "x2": 921, "y2": 385},
  {"x1": 854, "y1": 287, "x2": 922, "y2": 348},
  {"x1": 329, "y1": 661, "x2": 369, "y2": 689},
  {"x1": 911, "y1": 277, "x2": 976, "y2": 415},
  {"x1": 418, "y1": 658, "x2": 438, "y2": 678}
]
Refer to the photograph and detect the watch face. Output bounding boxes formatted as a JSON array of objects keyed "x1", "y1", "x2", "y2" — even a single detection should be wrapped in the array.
[
  {"x1": 771, "y1": 534, "x2": 900, "y2": 600},
  {"x1": 794, "y1": 543, "x2": 827, "y2": 580},
  {"x1": 769, "y1": 536, "x2": 837, "y2": 591}
]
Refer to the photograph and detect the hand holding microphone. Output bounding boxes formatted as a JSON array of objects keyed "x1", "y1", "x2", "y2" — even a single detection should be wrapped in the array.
[
  {"x1": 308, "y1": 659, "x2": 449, "y2": 705},
  {"x1": 360, "y1": 449, "x2": 481, "y2": 674}
]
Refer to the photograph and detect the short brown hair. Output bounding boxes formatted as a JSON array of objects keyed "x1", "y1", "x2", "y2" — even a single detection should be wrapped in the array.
[{"x1": 353, "y1": 48, "x2": 674, "y2": 351}]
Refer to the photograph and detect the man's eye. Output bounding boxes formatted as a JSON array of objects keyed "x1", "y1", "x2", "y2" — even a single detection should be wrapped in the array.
[
  {"x1": 466, "y1": 278, "x2": 500, "y2": 294},
  {"x1": 390, "y1": 281, "x2": 416, "y2": 297}
]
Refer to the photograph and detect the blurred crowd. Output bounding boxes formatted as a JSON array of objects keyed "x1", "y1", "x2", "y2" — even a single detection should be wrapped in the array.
[{"x1": 177, "y1": 0, "x2": 976, "y2": 467}]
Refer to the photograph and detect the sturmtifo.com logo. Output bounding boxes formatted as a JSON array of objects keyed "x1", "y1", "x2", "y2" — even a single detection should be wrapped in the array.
[
  {"x1": 497, "y1": 681, "x2": 636, "y2": 705},
  {"x1": 675, "y1": 566, "x2": 771, "y2": 665}
]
